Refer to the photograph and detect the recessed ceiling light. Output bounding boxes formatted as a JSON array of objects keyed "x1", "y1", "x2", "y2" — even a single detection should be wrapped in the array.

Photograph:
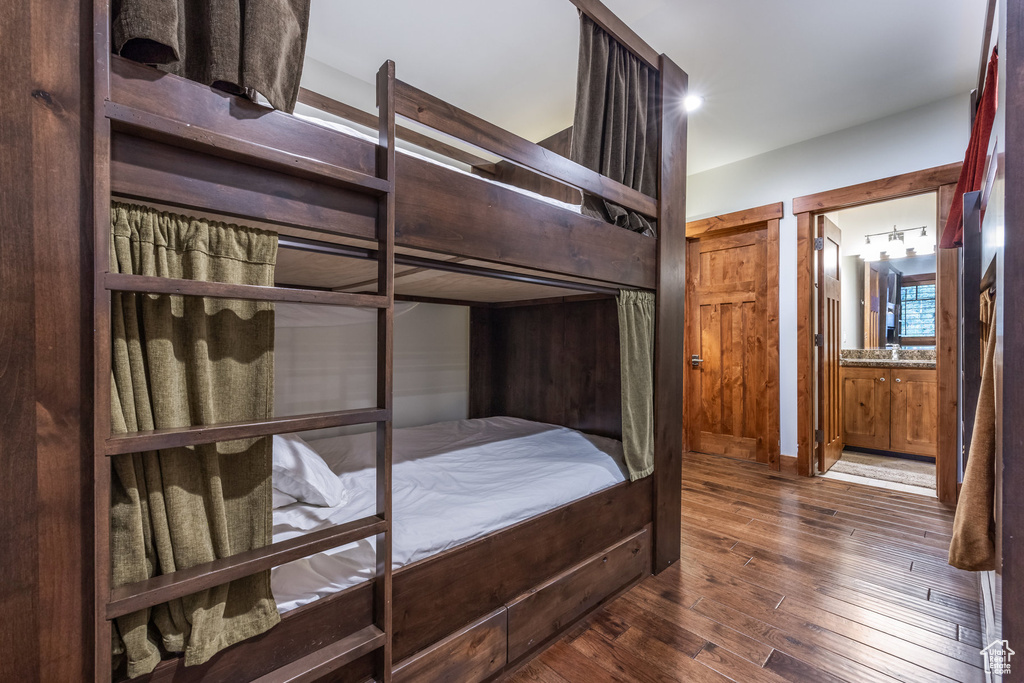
[{"x1": 684, "y1": 94, "x2": 704, "y2": 112}]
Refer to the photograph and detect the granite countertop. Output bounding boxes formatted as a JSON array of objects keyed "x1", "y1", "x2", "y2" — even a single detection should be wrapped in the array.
[{"x1": 839, "y1": 349, "x2": 937, "y2": 370}]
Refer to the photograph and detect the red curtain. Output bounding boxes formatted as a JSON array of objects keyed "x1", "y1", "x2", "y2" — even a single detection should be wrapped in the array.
[{"x1": 939, "y1": 49, "x2": 999, "y2": 249}]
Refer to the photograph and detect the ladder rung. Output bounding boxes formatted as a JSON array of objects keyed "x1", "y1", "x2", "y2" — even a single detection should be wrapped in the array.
[
  {"x1": 107, "y1": 515, "x2": 387, "y2": 619},
  {"x1": 105, "y1": 408, "x2": 388, "y2": 456},
  {"x1": 251, "y1": 625, "x2": 385, "y2": 683},
  {"x1": 105, "y1": 273, "x2": 389, "y2": 308}
]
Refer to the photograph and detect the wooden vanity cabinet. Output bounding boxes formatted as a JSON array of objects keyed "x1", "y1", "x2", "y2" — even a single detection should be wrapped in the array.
[
  {"x1": 841, "y1": 366, "x2": 937, "y2": 457},
  {"x1": 842, "y1": 366, "x2": 892, "y2": 450},
  {"x1": 890, "y1": 369, "x2": 939, "y2": 457}
]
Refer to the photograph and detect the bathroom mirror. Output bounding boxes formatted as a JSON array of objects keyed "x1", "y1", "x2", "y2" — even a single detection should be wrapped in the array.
[{"x1": 825, "y1": 193, "x2": 939, "y2": 350}]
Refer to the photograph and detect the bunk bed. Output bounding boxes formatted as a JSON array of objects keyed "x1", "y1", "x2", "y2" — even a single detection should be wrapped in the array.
[{"x1": 91, "y1": 2, "x2": 688, "y2": 682}]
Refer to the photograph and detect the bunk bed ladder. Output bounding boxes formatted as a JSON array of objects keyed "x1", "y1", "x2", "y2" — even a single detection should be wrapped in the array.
[{"x1": 91, "y1": 46, "x2": 398, "y2": 683}]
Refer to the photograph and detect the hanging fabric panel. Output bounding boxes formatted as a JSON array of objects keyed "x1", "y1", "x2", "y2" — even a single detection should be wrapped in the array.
[
  {"x1": 109, "y1": 202, "x2": 280, "y2": 676},
  {"x1": 112, "y1": 0, "x2": 311, "y2": 112},
  {"x1": 570, "y1": 14, "x2": 659, "y2": 236},
  {"x1": 617, "y1": 289, "x2": 655, "y2": 480},
  {"x1": 949, "y1": 294, "x2": 997, "y2": 571}
]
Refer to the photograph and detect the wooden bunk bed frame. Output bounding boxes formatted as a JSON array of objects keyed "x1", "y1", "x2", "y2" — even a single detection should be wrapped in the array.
[{"x1": 84, "y1": 2, "x2": 688, "y2": 682}]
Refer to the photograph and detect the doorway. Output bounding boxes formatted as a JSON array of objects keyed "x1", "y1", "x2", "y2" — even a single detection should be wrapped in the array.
[
  {"x1": 684, "y1": 203, "x2": 782, "y2": 469},
  {"x1": 792, "y1": 163, "x2": 962, "y2": 504},
  {"x1": 815, "y1": 195, "x2": 940, "y2": 496}
]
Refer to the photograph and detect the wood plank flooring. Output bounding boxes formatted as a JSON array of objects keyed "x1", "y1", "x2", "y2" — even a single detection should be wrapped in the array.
[{"x1": 508, "y1": 451, "x2": 984, "y2": 683}]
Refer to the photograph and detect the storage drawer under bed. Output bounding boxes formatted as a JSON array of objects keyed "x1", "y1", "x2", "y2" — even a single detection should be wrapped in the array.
[{"x1": 506, "y1": 527, "x2": 651, "y2": 663}]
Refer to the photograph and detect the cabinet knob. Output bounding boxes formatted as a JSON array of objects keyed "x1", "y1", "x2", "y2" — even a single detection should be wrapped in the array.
[
  {"x1": 895, "y1": 378, "x2": 901, "y2": 383},
  {"x1": 879, "y1": 377, "x2": 886, "y2": 382}
]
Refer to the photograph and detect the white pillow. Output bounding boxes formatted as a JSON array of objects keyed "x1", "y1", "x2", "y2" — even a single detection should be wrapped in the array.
[
  {"x1": 272, "y1": 433, "x2": 348, "y2": 507},
  {"x1": 272, "y1": 489, "x2": 298, "y2": 509}
]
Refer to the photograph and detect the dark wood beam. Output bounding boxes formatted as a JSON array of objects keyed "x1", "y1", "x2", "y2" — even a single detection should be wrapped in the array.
[
  {"x1": 652, "y1": 53, "x2": 687, "y2": 573},
  {"x1": 686, "y1": 202, "x2": 785, "y2": 238}
]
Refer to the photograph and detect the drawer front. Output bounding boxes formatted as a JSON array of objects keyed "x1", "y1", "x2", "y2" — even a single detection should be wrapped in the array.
[
  {"x1": 392, "y1": 608, "x2": 506, "y2": 683},
  {"x1": 506, "y1": 527, "x2": 650, "y2": 662}
]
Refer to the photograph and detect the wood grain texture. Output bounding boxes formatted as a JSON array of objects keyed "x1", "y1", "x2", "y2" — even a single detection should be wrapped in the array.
[
  {"x1": 392, "y1": 609, "x2": 506, "y2": 683},
  {"x1": 509, "y1": 451, "x2": 984, "y2": 683},
  {"x1": 0, "y1": 0, "x2": 92, "y2": 681},
  {"x1": 796, "y1": 212, "x2": 815, "y2": 476},
  {"x1": 297, "y1": 87, "x2": 494, "y2": 170},
  {"x1": 817, "y1": 217, "x2": 843, "y2": 472},
  {"x1": 394, "y1": 80, "x2": 656, "y2": 217},
  {"x1": 841, "y1": 367, "x2": 892, "y2": 450},
  {"x1": 891, "y1": 369, "x2": 939, "y2": 458},
  {"x1": 686, "y1": 231, "x2": 769, "y2": 465},
  {"x1": 653, "y1": 54, "x2": 687, "y2": 573},
  {"x1": 766, "y1": 219, "x2": 781, "y2": 470},
  {"x1": 1001, "y1": 0, "x2": 1023, "y2": 654},
  {"x1": 936, "y1": 224, "x2": 959, "y2": 505},
  {"x1": 391, "y1": 478, "x2": 652, "y2": 660},
  {"x1": 792, "y1": 164, "x2": 963, "y2": 215},
  {"x1": 507, "y1": 529, "x2": 650, "y2": 662},
  {"x1": 485, "y1": 127, "x2": 581, "y2": 204},
  {"x1": 686, "y1": 202, "x2": 784, "y2": 238},
  {"x1": 395, "y1": 154, "x2": 656, "y2": 289},
  {"x1": 469, "y1": 298, "x2": 622, "y2": 439},
  {"x1": 1, "y1": 1, "x2": 42, "y2": 680}
]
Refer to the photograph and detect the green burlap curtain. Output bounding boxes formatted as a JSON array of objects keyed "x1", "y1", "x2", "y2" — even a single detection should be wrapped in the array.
[
  {"x1": 617, "y1": 290, "x2": 655, "y2": 480},
  {"x1": 570, "y1": 13, "x2": 659, "y2": 236},
  {"x1": 109, "y1": 203, "x2": 280, "y2": 677},
  {"x1": 112, "y1": 0, "x2": 311, "y2": 112},
  {"x1": 949, "y1": 294, "x2": 998, "y2": 571}
]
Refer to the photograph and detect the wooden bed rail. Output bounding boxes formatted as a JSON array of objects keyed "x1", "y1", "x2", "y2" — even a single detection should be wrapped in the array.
[
  {"x1": 393, "y1": 79, "x2": 658, "y2": 218},
  {"x1": 107, "y1": 515, "x2": 387, "y2": 618}
]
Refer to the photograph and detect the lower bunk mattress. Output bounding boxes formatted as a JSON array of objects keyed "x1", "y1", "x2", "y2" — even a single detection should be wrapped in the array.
[{"x1": 271, "y1": 416, "x2": 627, "y2": 613}]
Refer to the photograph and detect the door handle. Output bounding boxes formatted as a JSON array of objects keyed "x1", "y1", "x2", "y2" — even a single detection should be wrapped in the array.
[{"x1": 691, "y1": 355, "x2": 704, "y2": 368}]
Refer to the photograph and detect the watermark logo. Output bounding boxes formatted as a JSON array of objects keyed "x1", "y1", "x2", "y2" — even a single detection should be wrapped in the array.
[{"x1": 981, "y1": 640, "x2": 1014, "y2": 676}]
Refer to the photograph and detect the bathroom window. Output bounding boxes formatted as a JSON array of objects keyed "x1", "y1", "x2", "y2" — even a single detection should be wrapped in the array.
[{"x1": 900, "y1": 278, "x2": 936, "y2": 344}]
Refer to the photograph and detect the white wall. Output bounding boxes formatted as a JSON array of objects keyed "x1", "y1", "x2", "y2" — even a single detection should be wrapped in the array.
[
  {"x1": 686, "y1": 93, "x2": 971, "y2": 456},
  {"x1": 274, "y1": 302, "x2": 469, "y2": 436}
]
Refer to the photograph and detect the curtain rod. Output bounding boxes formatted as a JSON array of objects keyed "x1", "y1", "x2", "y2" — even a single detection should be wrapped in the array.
[{"x1": 277, "y1": 235, "x2": 626, "y2": 296}]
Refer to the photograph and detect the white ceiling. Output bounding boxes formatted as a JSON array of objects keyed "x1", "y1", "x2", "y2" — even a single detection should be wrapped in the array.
[{"x1": 305, "y1": 0, "x2": 987, "y2": 174}]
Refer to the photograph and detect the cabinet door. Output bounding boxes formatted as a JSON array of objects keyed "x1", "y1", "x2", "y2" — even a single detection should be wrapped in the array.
[
  {"x1": 891, "y1": 369, "x2": 938, "y2": 457},
  {"x1": 842, "y1": 366, "x2": 891, "y2": 450}
]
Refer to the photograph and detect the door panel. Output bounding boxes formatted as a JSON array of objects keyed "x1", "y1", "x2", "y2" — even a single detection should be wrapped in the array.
[
  {"x1": 687, "y1": 230, "x2": 768, "y2": 463},
  {"x1": 891, "y1": 369, "x2": 938, "y2": 457},
  {"x1": 842, "y1": 367, "x2": 891, "y2": 450},
  {"x1": 817, "y1": 216, "x2": 843, "y2": 472}
]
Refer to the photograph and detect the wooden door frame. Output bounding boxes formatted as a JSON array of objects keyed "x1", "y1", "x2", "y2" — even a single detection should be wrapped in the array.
[
  {"x1": 684, "y1": 202, "x2": 783, "y2": 470},
  {"x1": 793, "y1": 163, "x2": 962, "y2": 505}
]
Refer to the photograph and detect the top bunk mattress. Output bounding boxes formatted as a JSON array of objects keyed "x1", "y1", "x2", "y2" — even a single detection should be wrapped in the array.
[{"x1": 271, "y1": 416, "x2": 626, "y2": 613}]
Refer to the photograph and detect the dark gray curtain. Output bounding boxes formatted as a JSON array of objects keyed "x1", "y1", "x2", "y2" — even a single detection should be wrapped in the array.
[
  {"x1": 570, "y1": 14, "x2": 659, "y2": 237},
  {"x1": 112, "y1": 0, "x2": 311, "y2": 112}
]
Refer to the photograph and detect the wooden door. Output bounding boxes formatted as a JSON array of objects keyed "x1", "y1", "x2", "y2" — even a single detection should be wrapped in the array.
[
  {"x1": 817, "y1": 216, "x2": 843, "y2": 472},
  {"x1": 891, "y1": 369, "x2": 938, "y2": 457},
  {"x1": 842, "y1": 367, "x2": 891, "y2": 450},
  {"x1": 863, "y1": 261, "x2": 890, "y2": 348},
  {"x1": 686, "y1": 229, "x2": 768, "y2": 463}
]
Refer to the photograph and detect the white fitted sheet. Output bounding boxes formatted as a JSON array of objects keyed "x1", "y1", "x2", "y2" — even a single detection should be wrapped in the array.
[
  {"x1": 270, "y1": 416, "x2": 626, "y2": 613},
  {"x1": 293, "y1": 112, "x2": 584, "y2": 214}
]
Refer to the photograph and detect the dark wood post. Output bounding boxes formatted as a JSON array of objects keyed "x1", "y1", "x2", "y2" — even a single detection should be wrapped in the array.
[{"x1": 653, "y1": 54, "x2": 688, "y2": 573}]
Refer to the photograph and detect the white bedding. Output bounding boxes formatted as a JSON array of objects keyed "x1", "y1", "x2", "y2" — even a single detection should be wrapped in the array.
[
  {"x1": 270, "y1": 416, "x2": 627, "y2": 613},
  {"x1": 294, "y1": 112, "x2": 584, "y2": 215}
]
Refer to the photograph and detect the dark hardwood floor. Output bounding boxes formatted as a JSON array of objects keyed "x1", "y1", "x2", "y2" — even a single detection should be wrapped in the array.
[{"x1": 508, "y1": 451, "x2": 984, "y2": 683}]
